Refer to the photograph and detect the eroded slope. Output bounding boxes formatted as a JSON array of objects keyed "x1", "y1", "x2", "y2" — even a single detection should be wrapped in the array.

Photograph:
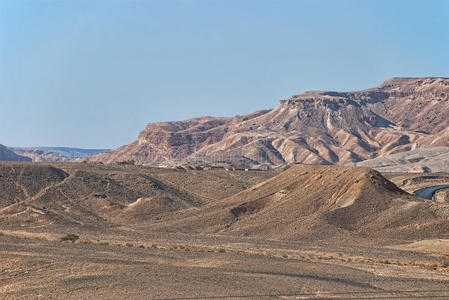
[
  {"x1": 88, "y1": 77, "x2": 449, "y2": 167},
  {"x1": 159, "y1": 165, "x2": 449, "y2": 241}
]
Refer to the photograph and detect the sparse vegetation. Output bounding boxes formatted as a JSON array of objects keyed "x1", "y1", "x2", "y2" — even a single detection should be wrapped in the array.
[
  {"x1": 442, "y1": 260, "x2": 449, "y2": 268},
  {"x1": 60, "y1": 234, "x2": 79, "y2": 243},
  {"x1": 117, "y1": 160, "x2": 136, "y2": 165}
]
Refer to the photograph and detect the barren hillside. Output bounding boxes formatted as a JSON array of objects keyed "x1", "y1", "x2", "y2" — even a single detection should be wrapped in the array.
[
  {"x1": 1, "y1": 162, "x2": 449, "y2": 298},
  {"x1": 88, "y1": 77, "x2": 449, "y2": 167},
  {"x1": 157, "y1": 165, "x2": 449, "y2": 241},
  {"x1": 0, "y1": 162, "x2": 278, "y2": 231}
]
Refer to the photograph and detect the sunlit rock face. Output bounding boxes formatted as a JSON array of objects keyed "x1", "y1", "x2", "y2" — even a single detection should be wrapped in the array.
[{"x1": 88, "y1": 77, "x2": 449, "y2": 167}]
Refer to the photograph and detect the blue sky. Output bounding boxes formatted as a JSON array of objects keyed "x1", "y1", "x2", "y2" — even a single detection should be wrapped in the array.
[{"x1": 1, "y1": 0, "x2": 448, "y2": 148}]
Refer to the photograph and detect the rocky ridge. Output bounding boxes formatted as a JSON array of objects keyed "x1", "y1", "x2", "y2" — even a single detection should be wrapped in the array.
[{"x1": 88, "y1": 77, "x2": 449, "y2": 167}]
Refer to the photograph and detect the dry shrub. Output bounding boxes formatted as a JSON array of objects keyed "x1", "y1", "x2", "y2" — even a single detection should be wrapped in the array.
[
  {"x1": 60, "y1": 234, "x2": 79, "y2": 243},
  {"x1": 31, "y1": 236, "x2": 47, "y2": 241}
]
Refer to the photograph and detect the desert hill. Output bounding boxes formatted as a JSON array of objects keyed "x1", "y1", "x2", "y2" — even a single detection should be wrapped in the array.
[
  {"x1": 0, "y1": 144, "x2": 31, "y2": 162},
  {"x1": 1, "y1": 161, "x2": 448, "y2": 242},
  {"x1": 88, "y1": 77, "x2": 449, "y2": 167},
  {"x1": 0, "y1": 162, "x2": 278, "y2": 230},
  {"x1": 157, "y1": 164, "x2": 449, "y2": 241},
  {"x1": 2, "y1": 162, "x2": 449, "y2": 298}
]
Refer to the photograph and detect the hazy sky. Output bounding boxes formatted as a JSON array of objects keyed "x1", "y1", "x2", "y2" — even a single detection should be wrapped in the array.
[{"x1": 1, "y1": 0, "x2": 448, "y2": 148}]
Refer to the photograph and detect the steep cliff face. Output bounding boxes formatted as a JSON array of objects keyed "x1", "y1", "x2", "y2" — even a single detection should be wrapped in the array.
[{"x1": 88, "y1": 77, "x2": 449, "y2": 167}]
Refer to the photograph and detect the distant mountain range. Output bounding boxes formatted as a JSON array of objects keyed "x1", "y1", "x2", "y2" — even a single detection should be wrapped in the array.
[
  {"x1": 0, "y1": 146, "x2": 110, "y2": 162},
  {"x1": 87, "y1": 77, "x2": 449, "y2": 167},
  {"x1": 0, "y1": 144, "x2": 31, "y2": 162},
  {"x1": 12, "y1": 147, "x2": 110, "y2": 159}
]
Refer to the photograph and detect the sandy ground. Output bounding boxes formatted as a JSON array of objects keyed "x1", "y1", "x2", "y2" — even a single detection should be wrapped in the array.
[{"x1": 1, "y1": 230, "x2": 449, "y2": 299}]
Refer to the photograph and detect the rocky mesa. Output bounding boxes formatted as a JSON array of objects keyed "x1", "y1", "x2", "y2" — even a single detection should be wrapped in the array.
[{"x1": 88, "y1": 77, "x2": 449, "y2": 167}]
